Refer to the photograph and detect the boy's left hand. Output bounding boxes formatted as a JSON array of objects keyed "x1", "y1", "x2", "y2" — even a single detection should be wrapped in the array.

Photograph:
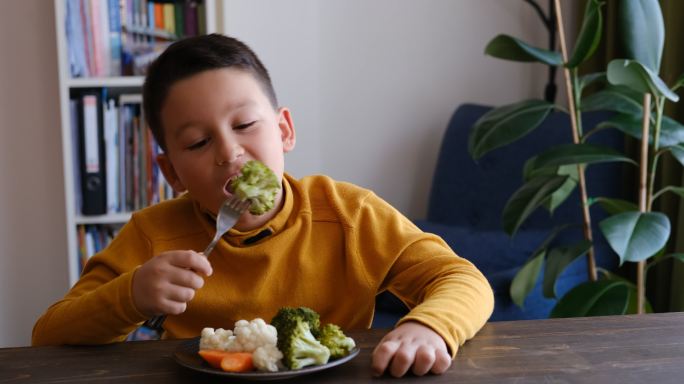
[{"x1": 371, "y1": 321, "x2": 451, "y2": 377}]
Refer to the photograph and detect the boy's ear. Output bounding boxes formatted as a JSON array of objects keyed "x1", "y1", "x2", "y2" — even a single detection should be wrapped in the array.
[
  {"x1": 156, "y1": 153, "x2": 187, "y2": 193},
  {"x1": 277, "y1": 107, "x2": 296, "y2": 153}
]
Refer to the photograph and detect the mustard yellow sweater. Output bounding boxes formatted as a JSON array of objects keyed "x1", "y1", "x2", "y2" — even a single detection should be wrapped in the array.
[{"x1": 33, "y1": 174, "x2": 493, "y2": 354}]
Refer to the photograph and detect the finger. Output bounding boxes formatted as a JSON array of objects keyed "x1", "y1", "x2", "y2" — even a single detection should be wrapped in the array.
[
  {"x1": 169, "y1": 268, "x2": 205, "y2": 290},
  {"x1": 371, "y1": 340, "x2": 400, "y2": 377},
  {"x1": 412, "y1": 345, "x2": 436, "y2": 376},
  {"x1": 430, "y1": 349, "x2": 452, "y2": 374},
  {"x1": 169, "y1": 251, "x2": 213, "y2": 276},
  {"x1": 388, "y1": 343, "x2": 418, "y2": 378},
  {"x1": 165, "y1": 286, "x2": 196, "y2": 304},
  {"x1": 160, "y1": 298, "x2": 188, "y2": 316}
]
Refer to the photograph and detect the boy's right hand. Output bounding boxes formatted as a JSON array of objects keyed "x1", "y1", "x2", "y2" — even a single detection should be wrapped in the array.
[{"x1": 132, "y1": 250, "x2": 213, "y2": 317}]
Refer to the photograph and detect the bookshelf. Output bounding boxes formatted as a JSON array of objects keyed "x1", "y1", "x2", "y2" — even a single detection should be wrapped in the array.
[{"x1": 54, "y1": 0, "x2": 218, "y2": 286}]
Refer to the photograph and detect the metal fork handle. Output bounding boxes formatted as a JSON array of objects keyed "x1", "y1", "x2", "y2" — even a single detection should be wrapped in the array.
[
  {"x1": 143, "y1": 314, "x2": 167, "y2": 333},
  {"x1": 143, "y1": 236, "x2": 221, "y2": 333}
]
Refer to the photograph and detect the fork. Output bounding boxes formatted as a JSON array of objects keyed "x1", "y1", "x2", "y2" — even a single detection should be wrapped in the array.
[{"x1": 143, "y1": 196, "x2": 252, "y2": 333}]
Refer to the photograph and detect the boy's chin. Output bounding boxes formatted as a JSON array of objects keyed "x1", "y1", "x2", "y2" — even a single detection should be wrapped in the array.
[{"x1": 232, "y1": 213, "x2": 261, "y2": 232}]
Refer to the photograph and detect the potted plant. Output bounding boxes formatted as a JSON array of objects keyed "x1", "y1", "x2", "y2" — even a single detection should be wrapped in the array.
[{"x1": 469, "y1": 0, "x2": 684, "y2": 316}]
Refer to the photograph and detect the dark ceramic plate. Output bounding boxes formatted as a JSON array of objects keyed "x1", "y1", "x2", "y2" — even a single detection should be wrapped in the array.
[{"x1": 173, "y1": 337, "x2": 360, "y2": 380}]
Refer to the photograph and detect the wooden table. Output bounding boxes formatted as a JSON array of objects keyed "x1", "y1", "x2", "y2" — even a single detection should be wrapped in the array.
[{"x1": 2, "y1": 313, "x2": 684, "y2": 383}]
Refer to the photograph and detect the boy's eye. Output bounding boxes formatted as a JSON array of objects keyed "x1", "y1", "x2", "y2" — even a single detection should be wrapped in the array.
[
  {"x1": 187, "y1": 138, "x2": 209, "y2": 150},
  {"x1": 234, "y1": 121, "x2": 256, "y2": 130}
]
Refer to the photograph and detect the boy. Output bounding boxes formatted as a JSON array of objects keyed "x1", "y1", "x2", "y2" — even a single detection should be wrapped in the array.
[{"x1": 33, "y1": 34, "x2": 493, "y2": 377}]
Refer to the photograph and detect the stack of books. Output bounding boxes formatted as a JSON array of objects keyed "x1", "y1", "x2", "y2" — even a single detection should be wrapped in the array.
[
  {"x1": 70, "y1": 89, "x2": 175, "y2": 217},
  {"x1": 65, "y1": 0, "x2": 205, "y2": 77},
  {"x1": 76, "y1": 224, "x2": 119, "y2": 271}
]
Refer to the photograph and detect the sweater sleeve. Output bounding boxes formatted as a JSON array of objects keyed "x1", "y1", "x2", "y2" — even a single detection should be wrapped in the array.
[
  {"x1": 354, "y1": 192, "x2": 494, "y2": 357},
  {"x1": 32, "y1": 218, "x2": 151, "y2": 346}
]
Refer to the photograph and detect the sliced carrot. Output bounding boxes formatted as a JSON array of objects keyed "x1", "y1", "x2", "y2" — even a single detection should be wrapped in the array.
[
  {"x1": 198, "y1": 350, "x2": 255, "y2": 372},
  {"x1": 198, "y1": 349, "x2": 229, "y2": 369},
  {"x1": 219, "y1": 352, "x2": 254, "y2": 372}
]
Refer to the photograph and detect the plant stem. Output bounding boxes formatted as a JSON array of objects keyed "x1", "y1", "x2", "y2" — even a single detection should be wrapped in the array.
[
  {"x1": 637, "y1": 93, "x2": 652, "y2": 314},
  {"x1": 647, "y1": 97, "x2": 665, "y2": 211},
  {"x1": 554, "y1": 0, "x2": 597, "y2": 282}
]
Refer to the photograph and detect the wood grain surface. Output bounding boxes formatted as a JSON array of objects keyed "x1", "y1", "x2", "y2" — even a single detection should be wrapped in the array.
[{"x1": 2, "y1": 313, "x2": 683, "y2": 383}]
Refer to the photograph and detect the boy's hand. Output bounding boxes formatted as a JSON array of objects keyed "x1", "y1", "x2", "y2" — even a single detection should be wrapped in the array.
[
  {"x1": 132, "y1": 250, "x2": 213, "y2": 317},
  {"x1": 371, "y1": 321, "x2": 452, "y2": 377}
]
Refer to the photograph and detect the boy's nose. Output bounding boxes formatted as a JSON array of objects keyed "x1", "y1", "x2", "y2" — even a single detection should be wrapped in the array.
[{"x1": 215, "y1": 141, "x2": 244, "y2": 166}]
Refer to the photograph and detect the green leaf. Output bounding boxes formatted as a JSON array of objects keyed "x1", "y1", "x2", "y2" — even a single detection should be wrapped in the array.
[
  {"x1": 522, "y1": 160, "x2": 578, "y2": 214},
  {"x1": 579, "y1": 72, "x2": 607, "y2": 93},
  {"x1": 587, "y1": 283, "x2": 631, "y2": 315},
  {"x1": 529, "y1": 143, "x2": 636, "y2": 170},
  {"x1": 668, "y1": 253, "x2": 684, "y2": 262},
  {"x1": 618, "y1": 0, "x2": 665, "y2": 73},
  {"x1": 543, "y1": 240, "x2": 593, "y2": 298},
  {"x1": 510, "y1": 251, "x2": 545, "y2": 308},
  {"x1": 599, "y1": 211, "x2": 671, "y2": 264},
  {"x1": 669, "y1": 144, "x2": 684, "y2": 166},
  {"x1": 653, "y1": 186, "x2": 684, "y2": 203},
  {"x1": 567, "y1": 0, "x2": 604, "y2": 68},
  {"x1": 509, "y1": 225, "x2": 572, "y2": 308},
  {"x1": 544, "y1": 166, "x2": 578, "y2": 214},
  {"x1": 580, "y1": 86, "x2": 643, "y2": 115},
  {"x1": 647, "y1": 253, "x2": 684, "y2": 272},
  {"x1": 607, "y1": 59, "x2": 679, "y2": 102},
  {"x1": 664, "y1": 187, "x2": 684, "y2": 198},
  {"x1": 660, "y1": 116, "x2": 684, "y2": 146},
  {"x1": 597, "y1": 113, "x2": 684, "y2": 147},
  {"x1": 485, "y1": 34, "x2": 563, "y2": 66},
  {"x1": 594, "y1": 197, "x2": 638, "y2": 215},
  {"x1": 551, "y1": 279, "x2": 630, "y2": 317},
  {"x1": 469, "y1": 100, "x2": 554, "y2": 160},
  {"x1": 502, "y1": 175, "x2": 569, "y2": 236},
  {"x1": 673, "y1": 73, "x2": 684, "y2": 92},
  {"x1": 586, "y1": 271, "x2": 652, "y2": 314}
]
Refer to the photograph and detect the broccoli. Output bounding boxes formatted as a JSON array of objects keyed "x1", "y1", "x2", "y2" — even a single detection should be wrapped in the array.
[
  {"x1": 230, "y1": 160, "x2": 280, "y2": 215},
  {"x1": 271, "y1": 307, "x2": 321, "y2": 337},
  {"x1": 271, "y1": 307, "x2": 330, "y2": 369},
  {"x1": 318, "y1": 324, "x2": 356, "y2": 359}
]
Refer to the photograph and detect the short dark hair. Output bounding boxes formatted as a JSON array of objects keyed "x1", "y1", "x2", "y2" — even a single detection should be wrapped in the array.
[{"x1": 142, "y1": 34, "x2": 278, "y2": 152}]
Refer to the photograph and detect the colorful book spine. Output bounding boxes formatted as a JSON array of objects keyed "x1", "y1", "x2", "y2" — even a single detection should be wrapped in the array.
[{"x1": 107, "y1": 0, "x2": 122, "y2": 76}]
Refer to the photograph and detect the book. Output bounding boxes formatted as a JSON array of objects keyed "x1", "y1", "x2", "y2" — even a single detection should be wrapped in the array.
[
  {"x1": 88, "y1": 0, "x2": 104, "y2": 76},
  {"x1": 184, "y1": 1, "x2": 198, "y2": 37},
  {"x1": 104, "y1": 98, "x2": 120, "y2": 213},
  {"x1": 66, "y1": 0, "x2": 89, "y2": 77},
  {"x1": 107, "y1": 0, "x2": 122, "y2": 76},
  {"x1": 69, "y1": 99, "x2": 82, "y2": 214},
  {"x1": 163, "y1": 3, "x2": 175, "y2": 35},
  {"x1": 79, "y1": 0, "x2": 95, "y2": 75},
  {"x1": 78, "y1": 91, "x2": 108, "y2": 215}
]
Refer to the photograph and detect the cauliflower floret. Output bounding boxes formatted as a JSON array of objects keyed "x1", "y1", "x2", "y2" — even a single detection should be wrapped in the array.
[
  {"x1": 199, "y1": 319, "x2": 283, "y2": 372},
  {"x1": 253, "y1": 344, "x2": 284, "y2": 372},
  {"x1": 233, "y1": 318, "x2": 278, "y2": 352},
  {"x1": 199, "y1": 327, "x2": 235, "y2": 350}
]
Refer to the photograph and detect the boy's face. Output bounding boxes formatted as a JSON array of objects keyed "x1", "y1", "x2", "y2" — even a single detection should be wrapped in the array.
[{"x1": 156, "y1": 68, "x2": 295, "y2": 224}]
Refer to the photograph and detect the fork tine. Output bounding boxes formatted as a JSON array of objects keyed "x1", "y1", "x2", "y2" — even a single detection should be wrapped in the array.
[{"x1": 240, "y1": 200, "x2": 251, "y2": 212}]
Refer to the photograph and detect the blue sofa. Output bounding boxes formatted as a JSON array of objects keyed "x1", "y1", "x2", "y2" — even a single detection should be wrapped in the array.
[{"x1": 373, "y1": 104, "x2": 624, "y2": 327}]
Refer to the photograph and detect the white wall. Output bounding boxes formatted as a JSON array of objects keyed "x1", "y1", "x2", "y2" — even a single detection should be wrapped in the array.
[
  {"x1": 0, "y1": 0, "x2": 565, "y2": 347},
  {"x1": 0, "y1": 0, "x2": 69, "y2": 347},
  {"x1": 222, "y1": 0, "x2": 557, "y2": 216}
]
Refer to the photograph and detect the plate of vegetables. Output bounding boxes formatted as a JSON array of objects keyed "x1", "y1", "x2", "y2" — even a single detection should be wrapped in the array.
[{"x1": 173, "y1": 307, "x2": 360, "y2": 380}]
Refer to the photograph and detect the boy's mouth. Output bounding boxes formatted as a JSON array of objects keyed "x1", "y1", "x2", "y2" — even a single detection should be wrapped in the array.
[{"x1": 223, "y1": 174, "x2": 239, "y2": 196}]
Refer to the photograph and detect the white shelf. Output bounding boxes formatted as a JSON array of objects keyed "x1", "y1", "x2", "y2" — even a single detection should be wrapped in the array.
[
  {"x1": 122, "y1": 25, "x2": 178, "y2": 40},
  {"x1": 66, "y1": 77, "x2": 144, "y2": 88},
  {"x1": 75, "y1": 213, "x2": 132, "y2": 225}
]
